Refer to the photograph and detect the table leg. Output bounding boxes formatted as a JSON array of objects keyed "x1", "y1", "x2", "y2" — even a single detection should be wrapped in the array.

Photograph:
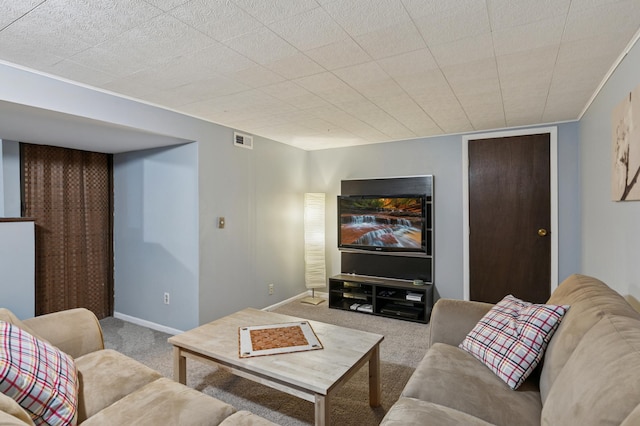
[
  {"x1": 369, "y1": 344, "x2": 381, "y2": 407},
  {"x1": 173, "y1": 346, "x2": 187, "y2": 384},
  {"x1": 315, "y1": 394, "x2": 330, "y2": 426}
]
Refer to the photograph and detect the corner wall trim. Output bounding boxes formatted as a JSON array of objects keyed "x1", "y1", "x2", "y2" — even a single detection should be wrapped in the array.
[{"x1": 113, "y1": 312, "x2": 184, "y2": 335}]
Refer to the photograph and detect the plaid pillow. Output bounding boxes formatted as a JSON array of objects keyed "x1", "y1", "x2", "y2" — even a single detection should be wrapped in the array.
[
  {"x1": 459, "y1": 295, "x2": 568, "y2": 390},
  {"x1": 0, "y1": 321, "x2": 78, "y2": 425}
]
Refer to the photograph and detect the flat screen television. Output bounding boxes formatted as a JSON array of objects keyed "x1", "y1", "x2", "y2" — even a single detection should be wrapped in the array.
[{"x1": 338, "y1": 194, "x2": 427, "y2": 256}]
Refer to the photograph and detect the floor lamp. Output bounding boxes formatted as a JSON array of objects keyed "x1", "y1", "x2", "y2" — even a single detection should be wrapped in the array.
[{"x1": 301, "y1": 192, "x2": 326, "y2": 305}]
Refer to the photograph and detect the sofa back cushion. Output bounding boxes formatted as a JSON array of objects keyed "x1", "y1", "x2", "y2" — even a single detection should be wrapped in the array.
[
  {"x1": 541, "y1": 315, "x2": 640, "y2": 425},
  {"x1": 539, "y1": 274, "x2": 640, "y2": 401},
  {"x1": 0, "y1": 309, "x2": 39, "y2": 339}
]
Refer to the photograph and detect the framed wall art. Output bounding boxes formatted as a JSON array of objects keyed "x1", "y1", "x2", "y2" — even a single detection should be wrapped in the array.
[{"x1": 612, "y1": 84, "x2": 640, "y2": 201}]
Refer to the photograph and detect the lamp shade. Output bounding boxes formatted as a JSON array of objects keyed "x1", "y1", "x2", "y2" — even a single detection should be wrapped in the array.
[{"x1": 304, "y1": 193, "x2": 326, "y2": 289}]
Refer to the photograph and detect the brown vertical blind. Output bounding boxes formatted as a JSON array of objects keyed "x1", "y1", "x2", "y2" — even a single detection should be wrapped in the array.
[{"x1": 22, "y1": 144, "x2": 113, "y2": 319}]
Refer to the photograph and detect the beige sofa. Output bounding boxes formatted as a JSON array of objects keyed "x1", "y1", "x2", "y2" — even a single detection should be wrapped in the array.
[
  {"x1": 0, "y1": 307, "x2": 275, "y2": 425},
  {"x1": 381, "y1": 274, "x2": 640, "y2": 425}
]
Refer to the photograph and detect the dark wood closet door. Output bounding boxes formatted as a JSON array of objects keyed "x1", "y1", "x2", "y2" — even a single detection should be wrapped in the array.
[
  {"x1": 22, "y1": 144, "x2": 113, "y2": 319},
  {"x1": 468, "y1": 134, "x2": 551, "y2": 304}
]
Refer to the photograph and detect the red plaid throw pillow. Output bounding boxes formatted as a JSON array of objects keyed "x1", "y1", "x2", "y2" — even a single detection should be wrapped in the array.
[
  {"x1": 0, "y1": 321, "x2": 78, "y2": 425},
  {"x1": 459, "y1": 295, "x2": 568, "y2": 390}
]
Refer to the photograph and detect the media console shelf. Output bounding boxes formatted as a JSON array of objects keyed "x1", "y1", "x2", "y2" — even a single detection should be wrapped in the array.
[{"x1": 329, "y1": 274, "x2": 434, "y2": 324}]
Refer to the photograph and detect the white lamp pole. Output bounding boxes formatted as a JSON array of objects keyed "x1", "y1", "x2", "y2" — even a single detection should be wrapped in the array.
[{"x1": 302, "y1": 193, "x2": 326, "y2": 305}]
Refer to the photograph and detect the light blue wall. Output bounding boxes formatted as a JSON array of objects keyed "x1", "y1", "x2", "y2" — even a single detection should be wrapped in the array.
[
  {"x1": 114, "y1": 143, "x2": 199, "y2": 331},
  {"x1": 1, "y1": 140, "x2": 20, "y2": 217},
  {"x1": 197, "y1": 132, "x2": 307, "y2": 325},
  {"x1": 309, "y1": 122, "x2": 581, "y2": 300},
  {"x1": 580, "y1": 39, "x2": 640, "y2": 297},
  {"x1": 0, "y1": 221, "x2": 35, "y2": 319}
]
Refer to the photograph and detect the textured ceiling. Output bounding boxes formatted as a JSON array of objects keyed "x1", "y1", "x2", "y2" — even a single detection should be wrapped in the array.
[{"x1": 1, "y1": 0, "x2": 639, "y2": 151}]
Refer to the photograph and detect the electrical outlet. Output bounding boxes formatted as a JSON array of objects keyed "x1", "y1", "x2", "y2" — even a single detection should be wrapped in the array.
[
  {"x1": 268, "y1": 284, "x2": 274, "y2": 295},
  {"x1": 164, "y1": 292, "x2": 170, "y2": 305}
]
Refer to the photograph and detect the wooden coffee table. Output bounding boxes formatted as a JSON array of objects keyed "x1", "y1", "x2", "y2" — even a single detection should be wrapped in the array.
[{"x1": 168, "y1": 307, "x2": 384, "y2": 426}]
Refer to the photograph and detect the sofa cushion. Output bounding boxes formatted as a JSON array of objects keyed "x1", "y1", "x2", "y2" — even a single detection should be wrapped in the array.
[
  {"x1": 380, "y1": 397, "x2": 495, "y2": 425},
  {"x1": 22, "y1": 308, "x2": 105, "y2": 359},
  {"x1": 402, "y1": 342, "x2": 541, "y2": 426},
  {"x1": 541, "y1": 315, "x2": 640, "y2": 425},
  {"x1": 74, "y1": 349, "x2": 162, "y2": 422},
  {"x1": 621, "y1": 403, "x2": 640, "y2": 425},
  {"x1": 0, "y1": 410, "x2": 33, "y2": 426},
  {"x1": 459, "y1": 295, "x2": 567, "y2": 389},
  {"x1": 0, "y1": 392, "x2": 34, "y2": 425},
  {"x1": 80, "y1": 377, "x2": 236, "y2": 426},
  {"x1": 540, "y1": 274, "x2": 640, "y2": 401},
  {"x1": 0, "y1": 321, "x2": 79, "y2": 425}
]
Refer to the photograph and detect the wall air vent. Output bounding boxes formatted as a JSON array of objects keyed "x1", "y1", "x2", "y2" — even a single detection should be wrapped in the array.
[{"x1": 234, "y1": 132, "x2": 253, "y2": 149}]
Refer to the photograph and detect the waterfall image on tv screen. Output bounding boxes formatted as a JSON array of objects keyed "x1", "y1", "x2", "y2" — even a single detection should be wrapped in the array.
[{"x1": 339, "y1": 196, "x2": 423, "y2": 251}]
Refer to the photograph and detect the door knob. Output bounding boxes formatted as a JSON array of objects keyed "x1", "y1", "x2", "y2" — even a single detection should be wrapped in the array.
[{"x1": 538, "y1": 228, "x2": 548, "y2": 237}]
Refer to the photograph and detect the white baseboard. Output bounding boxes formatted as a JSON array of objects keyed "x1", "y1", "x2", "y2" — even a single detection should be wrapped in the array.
[
  {"x1": 114, "y1": 290, "x2": 330, "y2": 333},
  {"x1": 263, "y1": 290, "x2": 328, "y2": 312},
  {"x1": 113, "y1": 312, "x2": 184, "y2": 335}
]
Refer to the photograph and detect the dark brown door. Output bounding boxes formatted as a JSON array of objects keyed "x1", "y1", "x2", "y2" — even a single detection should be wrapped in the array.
[
  {"x1": 468, "y1": 134, "x2": 551, "y2": 304},
  {"x1": 21, "y1": 144, "x2": 113, "y2": 319}
]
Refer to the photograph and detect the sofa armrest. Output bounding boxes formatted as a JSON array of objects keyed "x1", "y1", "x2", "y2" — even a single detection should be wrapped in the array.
[
  {"x1": 22, "y1": 308, "x2": 104, "y2": 359},
  {"x1": 429, "y1": 299, "x2": 494, "y2": 347}
]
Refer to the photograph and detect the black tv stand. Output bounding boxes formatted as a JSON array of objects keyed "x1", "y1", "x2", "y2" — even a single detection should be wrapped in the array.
[
  {"x1": 329, "y1": 274, "x2": 433, "y2": 323},
  {"x1": 334, "y1": 175, "x2": 435, "y2": 324}
]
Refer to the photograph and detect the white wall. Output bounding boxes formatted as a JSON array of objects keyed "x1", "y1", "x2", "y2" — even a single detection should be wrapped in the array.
[
  {"x1": 580, "y1": 38, "x2": 640, "y2": 297},
  {"x1": 309, "y1": 123, "x2": 581, "y2": 300}
]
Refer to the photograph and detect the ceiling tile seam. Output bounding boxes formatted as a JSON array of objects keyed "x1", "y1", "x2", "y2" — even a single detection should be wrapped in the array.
[
  {"x1": 226, "y1": 1, "x2": 370, "y2": 83},
  {"x1": 320, "y1": 43, "x2": 449, "y2": 120},
  {"x1": 0, "y1": 0, "x2": 47, "y2": 33},
  {"x1": 540, "y1": 7, "x2": 572, "y2": 123},
  {"x1": 196, "y1": 19, "x2": 332, "y2": 84},
  {"x1": 230, "y1": 0, "x2": 319, "y2": 27},
  {"x1": 486, "y1": 0, "x2": 571, "y2": 33},
  {"x1": 399, "y1": 0, "x2": 469, "y2": 132},
  {"x1": 58, "y1": 8, "x2": 211, "y2": 81},
  {"x1": 287, "y1": 95, "x2": 395, "y2": 141},
  {"x1": 309, "y1": 1, "x2": 443, "y2": 136},
  {"x1": 165, "y1": 5, "x2": 265, "y2": 46},
  {"x1": 103, "y1": 10, "x2": 321, "y2": 95},
  {"x1": 296, "y1": 71, "x2": 416, "y2": 138},
  {"x1": 485, "y1": 3, "x2": 507, "y2": 130},
  {"x1": 140, "y1": 0, "x2": 181, "y2": 13},
  {"x1": 484, "y1": 0, "x2": 506, "y2": 127},
  {"x1": 224, "y1": 0, "x2": 415, "y2": 140}
]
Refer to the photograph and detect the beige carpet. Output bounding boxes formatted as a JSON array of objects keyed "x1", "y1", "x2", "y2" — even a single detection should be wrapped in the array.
[{"x1": 100, "y1": 300, "x2": 430, "y2": 425}]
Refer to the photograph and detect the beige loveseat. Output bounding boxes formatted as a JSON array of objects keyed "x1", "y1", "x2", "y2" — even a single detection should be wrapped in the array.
[
  {"x1": 381, "y1": 274, "x2": 640, "y2": 425},
  {"x1": 0, "y1": 307, "x2": 275, "y2": 425}
]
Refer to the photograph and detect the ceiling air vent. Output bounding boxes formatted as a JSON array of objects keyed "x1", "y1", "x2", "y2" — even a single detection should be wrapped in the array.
[{"x1": 234, "y1": 132, "x2": 253, "y2": 149}]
